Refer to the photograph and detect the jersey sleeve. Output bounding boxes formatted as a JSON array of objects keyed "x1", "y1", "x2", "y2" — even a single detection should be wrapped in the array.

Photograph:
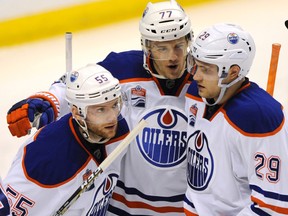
[{"x1": 49, "y1": 81, "x2": 70, "y2": 119}]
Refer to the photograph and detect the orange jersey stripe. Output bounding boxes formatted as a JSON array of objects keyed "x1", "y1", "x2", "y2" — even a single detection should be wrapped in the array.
[
  {"x1": 251, "y1": 196, "x2": 288, "y2": 214},
  {"x1": 112, "y1": 192, "x2": 184, "y2": 213}
]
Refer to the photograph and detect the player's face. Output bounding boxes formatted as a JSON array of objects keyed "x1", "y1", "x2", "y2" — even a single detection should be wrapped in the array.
[
  {"x1": 193, "y1": 60, "x2": 221, "y2": 100},
  {"x1": 149, "y1": 37, "x2": 188, "y2": 79},
  {"x1": 85, "y1": 98, "x2": 121, "y2": 140}
]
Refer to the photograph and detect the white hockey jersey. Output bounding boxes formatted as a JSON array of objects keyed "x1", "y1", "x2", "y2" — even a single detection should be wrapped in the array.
[
  {"x1": 184, "y1": 80, "x2": 288, "y2": 215},
  {"x1": 49, "y1": 50, "x2": 193, "y2": 215},
  {"x1": 3, "y1": 114, "x2": 130, "y2": 216}
]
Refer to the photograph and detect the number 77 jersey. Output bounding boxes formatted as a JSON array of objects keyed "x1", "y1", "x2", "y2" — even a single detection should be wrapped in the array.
[{"x1": 184, "y1": 81, "x2": 288, "y2": 215}]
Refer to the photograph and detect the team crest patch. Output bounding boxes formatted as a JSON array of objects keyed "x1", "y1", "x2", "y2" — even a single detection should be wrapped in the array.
[
  {"x1": 136, "y1": 107, "x2": 187, "y2": 168},
  {"x1": 83, "y1": 169, "x2": 95, "y2": 191},
  {"x1": 189, "y1": 103, "x2": 198, "y2": 127},
  {"x1": 187, "y1": 130, "x2": 214, "y2": 191},
  {"x1": 131, "y1": 85, "x2": 146, "y2": 108}
]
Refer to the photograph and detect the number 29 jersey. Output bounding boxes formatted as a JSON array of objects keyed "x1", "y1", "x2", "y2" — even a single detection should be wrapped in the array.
[{"x1": 184, "y1": 80, "x2": 288, "y2": 215}]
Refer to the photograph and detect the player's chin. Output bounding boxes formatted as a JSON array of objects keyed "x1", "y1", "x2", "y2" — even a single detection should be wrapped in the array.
[{"x1": 198, "y1": 89, "x2": 207, "y2": 98}]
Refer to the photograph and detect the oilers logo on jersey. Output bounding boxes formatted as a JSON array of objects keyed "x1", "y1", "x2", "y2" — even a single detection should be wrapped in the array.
[
  {"x1": 187, "y1": 130, "x2": 214, "y2": 191},
  {"x1": 87, "y1": 173, "x2": 119, "y2": 216},
  {"x1": 136, "y1": 107, "x2": 187, "y2": 168}
]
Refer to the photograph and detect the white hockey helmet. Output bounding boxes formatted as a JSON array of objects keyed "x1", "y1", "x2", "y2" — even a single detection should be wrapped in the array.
[
  {"x1": 139, "y1": 0, "x2": 193, "y2": 42},
  {"x1": 139, "y1": 0, "x2": 193, "y2": 77},
  {"x1": 191, "y1": 23, "x2": 256, "y2": 105},
  {"x1": 65, "y1": 64, "x2": 121, "y2": 119}
]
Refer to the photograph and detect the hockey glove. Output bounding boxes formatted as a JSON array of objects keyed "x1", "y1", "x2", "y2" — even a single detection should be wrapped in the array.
[{"x1": 7, "y1": 92, "x2": 60, "y2": 137}]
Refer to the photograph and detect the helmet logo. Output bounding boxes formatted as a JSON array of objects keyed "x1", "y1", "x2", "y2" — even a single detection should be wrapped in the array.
[
  {"x1": 161, "y1": 28, "x2": 177, "y2": 33},
  {"x1": 70, "y1": 71, "x2": 79, "y2": 82},
  {"x1": 227, "y1": 33, "x2": 239, "y2": 44}
]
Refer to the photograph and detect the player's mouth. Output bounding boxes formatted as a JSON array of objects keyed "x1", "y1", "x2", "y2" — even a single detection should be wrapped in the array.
[
  {"x1": 168, "y1": 64, "x2": 178, "y2": 69},
  {"x1": 105, "y1": 124, "x2": 117, "y2": 130},
  {"x1": 167, "y1": 61, "x2": 181, "y2": 70},
  {"x1": 197, "y1": 84, "x2": 205, "y2": 91},
  {"x1": 167, "y1": 64, "x2": 182, "y2": 76}
]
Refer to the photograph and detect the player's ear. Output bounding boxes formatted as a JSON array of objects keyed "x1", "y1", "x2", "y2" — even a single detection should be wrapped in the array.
[
  {"x1": 229, "y1": 65, "x2": 241, "y2": 80},
  {"x1": 71, "y1": 106, "x2": 81, "y2": 120},
  {"x1": 71, "y1": 106, "x2": 86, "y2": 126}
]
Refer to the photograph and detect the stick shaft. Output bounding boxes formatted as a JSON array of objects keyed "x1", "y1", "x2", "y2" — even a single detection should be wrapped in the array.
[
  {"x1": 100, "y1": 119, "x2": 147, "y2": 170},
  {"x1": 65, "y1": 32, "x2": 72, "y2": 73},
  {"x1": 266, "y1": 43, "x2": 281, "y2": 96}
]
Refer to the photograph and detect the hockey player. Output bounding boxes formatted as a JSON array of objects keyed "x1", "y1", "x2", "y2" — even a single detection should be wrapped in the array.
[
  {"x1": 6, "y1": 1, "x2": 194, "y2": 215},
  {"x1": 3, "y1": 64, "x2": 131, "y2": 215},
  {"x1": 184, "y1": 23, "x2": 288, "y2": 215}
]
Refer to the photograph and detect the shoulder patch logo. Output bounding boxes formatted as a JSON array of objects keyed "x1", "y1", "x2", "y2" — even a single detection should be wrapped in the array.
[
  {"x1": 83, "y1": 169, "x2": 95, "y2": 191},
  {"x1": 189, "y1": 103, "x2": 198, "y2": 127},
  {"x1": 131, "y1": 85, "x2": 146, "y2": 108}
]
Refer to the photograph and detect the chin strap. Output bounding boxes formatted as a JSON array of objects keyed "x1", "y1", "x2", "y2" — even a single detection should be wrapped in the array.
[
  {"x1": 203, "y1": 87, "x2": 227, "y2": 106},
  {"x1": 143, "y1": 54, "x2": 167, "y2": 79},
  {"x1": 203, "y1": 75, "x2": 244, "y2": 106}
]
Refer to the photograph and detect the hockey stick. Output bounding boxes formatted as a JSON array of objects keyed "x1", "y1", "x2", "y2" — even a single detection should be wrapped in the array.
[
  {"x1": 65, "y1": 32, "x2": 73, "y2": 73},
  {"x1": 33, "y1": 33, "x2": 73, "y2": 129},
  {"x1": 51, "y1": 119, "x2": 148, "y2": 216},
  {"x1": 266, "y1": 43, "x2": 281, "y2": 96}
]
